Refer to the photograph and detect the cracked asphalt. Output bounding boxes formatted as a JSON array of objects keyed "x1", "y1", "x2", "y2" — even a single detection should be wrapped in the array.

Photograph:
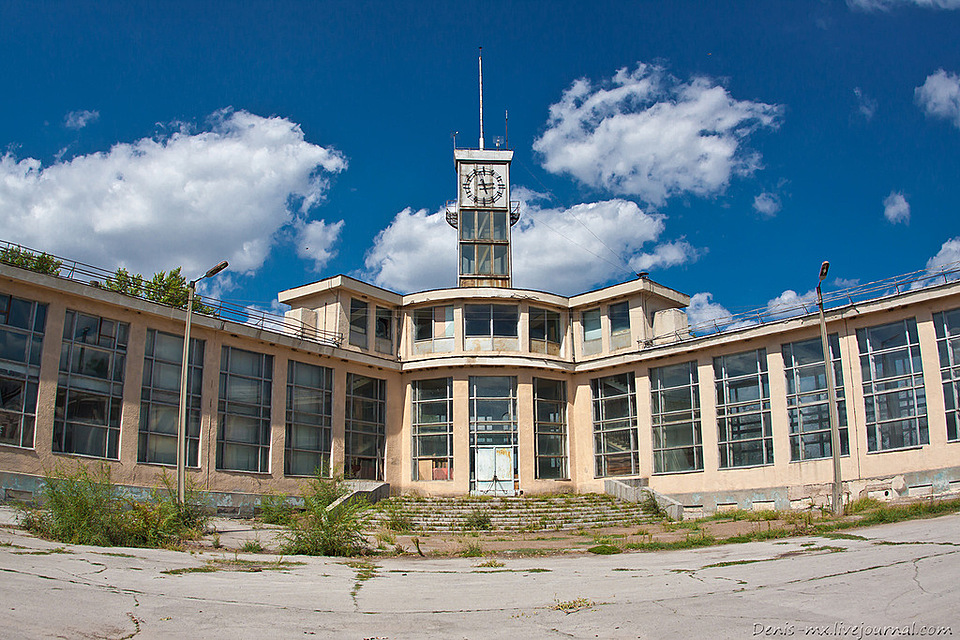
[{"x1": 0, "y1": 513, "x2": 957, "y2": 639}]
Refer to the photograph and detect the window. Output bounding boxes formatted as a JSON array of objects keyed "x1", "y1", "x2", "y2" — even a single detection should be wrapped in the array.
[
  {"x1": 286, "y1": 360, "x2": 333, "y2": 477},
  {"x1": 469, "y1": 376, "x2": 518, "y2": 483},
  {"x1": 460, "y1": 210, "x2": 509, "y2": 277},
  {"x1": 534, "y1": 378, "x2": 567, "y2": 479},
  {"x1": 412, "y1": 378, "x2": 453, "y2": 481},
  {"x1": 781, "y1": 335, "x2": 849, "y2": 461},
  {"x1": 714, "y1": 349, "x2": 773, "y2": 468},
  {"x1": 582, "y1": 308, "x2": 601, "y2": 356},
  {"x1": 0, "y1": 293, "x2": 45, "y2": 449},
  {"x1": 345, "y1": 373, "x2": 386, "y2": 480},
  {"x1": 609, "y1": 301, "x2": 631, "y2": 349},
  {"x1": 650, "y1": 361, "x2": 702, "y2": 474},
  {"x1": 529, "y1": 307, "x2": 561, "y2": 355},
  {"x1": 139, "y1": 330, "x2": 204, "y2": 467},
  {"x1": 591, "y1": 373, "x2": 639, "y2": 477},
  {"x1": 349, "y1": 299, "x2": 368, "y2": 349},
  {"x1": 857, "y1": 319, "x2": 928, "y2": 452},
  {"x1": 412, "y1": 305, "x2": 454, "y2": 354},
  {"x1": 217, "y1": 346, "x2": 272, "y2": 473},
  {"x1": 934, "y1": 308, "x2": 960, "y2": 441},
  {"x1": 375, "y1": 306, "x2": 393, "y2": 354},
  {"x1": 54, "y1": 311, "x2": 129, "y2": 459},
  {"x1": 464, "y1": 304, "x2": 518, "y2": 338}
]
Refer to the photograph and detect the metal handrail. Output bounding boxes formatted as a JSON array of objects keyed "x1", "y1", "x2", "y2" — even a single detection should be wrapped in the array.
[{"x1": 0, "y1": 240, "x2": 343, "y2": 348}]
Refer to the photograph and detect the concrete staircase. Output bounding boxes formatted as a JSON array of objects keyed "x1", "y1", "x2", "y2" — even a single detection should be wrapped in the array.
[{"x1": 365, "y1": 493, "x2": 662, "y2": 533}]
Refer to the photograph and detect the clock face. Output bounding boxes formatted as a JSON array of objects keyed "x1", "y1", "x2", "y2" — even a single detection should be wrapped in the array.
[{"x1": 461, "y1": 165, "x2": 506, "y2": 206}]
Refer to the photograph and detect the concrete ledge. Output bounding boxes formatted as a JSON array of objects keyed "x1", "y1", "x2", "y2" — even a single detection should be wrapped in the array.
[{"x1": 605, "y1": 478, "x2": 684, "y2": 521}]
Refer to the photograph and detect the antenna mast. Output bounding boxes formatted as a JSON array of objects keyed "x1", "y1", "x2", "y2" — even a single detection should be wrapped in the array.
[{"x1": 478, "y1": 47, "x2": 485, "y2": 150}]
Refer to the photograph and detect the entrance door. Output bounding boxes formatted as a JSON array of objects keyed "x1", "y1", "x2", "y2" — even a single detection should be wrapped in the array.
[{"x1": 473, "y1": 446, "x2": 515, "y2": 496}]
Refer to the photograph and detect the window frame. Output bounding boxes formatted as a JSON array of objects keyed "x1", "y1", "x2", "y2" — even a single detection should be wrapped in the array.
[
  {"x1": 650, "y1": 361, "x2": 703, "y2": 474},
  {"x1": 348, "y1": 298, "x2": 368, "y2": 349},
  {"x1": 857, "y1": 318, "x2": 928, "y2": 453},
  {"x1": 345, "y1": 373, "x2": 386, "y2": 480},
  {"x1": 591, "y1": 372, "x2": 639, "y2": 477},
  {"x1": 781, "y1": 335, "x2": 849, "y2": 462},
  {"x1": 216, "y1": 346, "x2": 273, "y2": 473},
  {"x1": 534, "y1": 378, "x2": 568, "y2": 480},
  {"x1": 714, "y1": 348, "x2": 774, "y2": 469},
  {"x1": 285, "y1": 360, "x2": 333, "y2": 477},
  {"x1": 412, "y1": 378, "x2": 454, "y2": 481},
  {"x1": 138, "y1": 329, "x2": 204, "y2": 467},
  {"x1": 934, "y1": 308, "x2": 960, "y2": 442}
]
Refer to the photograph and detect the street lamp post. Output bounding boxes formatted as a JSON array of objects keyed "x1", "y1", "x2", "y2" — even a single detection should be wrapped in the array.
[
  {"x1": 177, "y1": 260, "x2": 228, "y2": 505},
  {"x1": 816, "y1": 261, "x2": 844, "y2": 516}
]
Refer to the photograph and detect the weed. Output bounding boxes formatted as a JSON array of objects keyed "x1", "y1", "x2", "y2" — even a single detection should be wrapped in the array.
[
  {"x1": 18, "y1": 464, "x2": 207, "y2": 549},
  {"x1": 381, "y1": 503, "x2": 414, "y2": 533},
  {"x1": 460, "y1": 541, "x2": 484, "y2": 557},
  {"x1": 241, "y1": 539, "x2": 266, "y2": 553},
  {"x1": 552, "y1": 597, "x2": 594, "y2": 613},
  {"x1": 463, "y1": 509, "x2": 492, "y2": 531},
  {"x1": 258, "y1": 493, "x2": 296, "y2": 526},
  {"x1": 475, "y1": 558, "x2": 504, "y2": 568},
  {"x1": 280, "y1": 474, "x2": 368, "y2": 557},
  {"x1": 587, "y1": 544, "x2": 621, "y2": 555},
  {"x1": 845, "y1": 497, "x2": 881, "y2": 514},
  {"x1": 211, "y1": 534, "x2": 222, "y2": 549}
]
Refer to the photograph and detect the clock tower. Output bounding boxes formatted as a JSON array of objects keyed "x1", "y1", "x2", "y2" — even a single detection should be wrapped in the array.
[{"x1": 446, "y1": 52, "x2": 519, "y2": 288}]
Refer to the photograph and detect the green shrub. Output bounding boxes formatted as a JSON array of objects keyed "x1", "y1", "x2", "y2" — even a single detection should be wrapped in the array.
[
  {"x1": 0, "y1": 247, "x2": 62, "y2": 276},
  {"x1": 258, "y1": 493, "x2": 296, "y2": 526},
  {"x1": 381, "y1": 503, "x2": 414, "y2": 533},
  {"x1": 845, "y1": 497, "x2": 881, "y2": 515},
  {"x1": 463, "y1": 509, "x2": 492, "y2": 530},
  {"x1": 279, "y1": 475, "x2": 368, "y2": 557},
  {"x1": 19, "y1": 464, "x2": 207, "y2": 548}
]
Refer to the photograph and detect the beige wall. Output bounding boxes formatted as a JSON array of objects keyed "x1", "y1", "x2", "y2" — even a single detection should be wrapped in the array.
[{"x1": 3, "y1": 266, "x2": 960, "y2": 510}]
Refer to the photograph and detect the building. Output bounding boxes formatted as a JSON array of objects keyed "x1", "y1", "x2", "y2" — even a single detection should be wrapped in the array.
[{"x1": 1, "y1": 130, "x2": 959, "y2": 516}]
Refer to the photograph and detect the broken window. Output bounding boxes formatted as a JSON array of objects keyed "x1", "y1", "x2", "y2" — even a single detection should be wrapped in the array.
[
  {"x1": 54, "y1": 310, "x2": 129, "y2": 459},
  {"x1": 529, "y1": 307, "x2": 562, "y2": 355},
  {"x1": 375, "y1": 306, "x2": 393, "y2": 354},
  {"x1": 345, "y1": 373, "x2": 386, "y2": 480},
  {"x1": 0, "y1": 293, "x2": 45, "y2": 449},
  {"x1": 348, "y1": 298, "x2": 368, "y2": 349},
  {"x1": 534, "y1": 378, "x2": 568, "y2": 479},
  {"x1": 858, "y1": 319, "x2": 928, "y2": 452},
  {"x1": 650, "y1": 361, "x2": 703, "y2": 474},
  {"x1": 714, "y1": 349, "x2": 773, "y2": 468},
  {"x1": 285, "y1": 360, "x2": 333, "y2": 477},
  {"x1": 139, "y1": 329, "x2": 203, "y2": 467},
  {"x1": 217, "y1": 346, "x2": 272, "y2": 473},
  {"x1": 781, "y1": 335, "x2": 849, "y2": 461},
  {"x1": 591, "y1": 373, "x2": 639, "y2": 477},
  {"x1": 412, "y1": 378, "x2": 453, "y2": 481},
  {"x1": 934, "y1": 308, "x2": 960, "y2": 442}
]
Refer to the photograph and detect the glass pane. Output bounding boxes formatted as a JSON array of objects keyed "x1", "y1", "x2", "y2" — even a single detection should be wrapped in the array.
[
  {"x1": 492, "y1": 244, "x2": 508, "y2": 275},
  {"x1": 491, "y1": 211, "x2": 507, "y2": 240},
  {"x1": 416, "y1": 378, "x2": 449, "y2": 400},
  {"x1": 609, "y1": 301, "x2": 630, "y2": 334},
  {"x1": 460, "y1": 209, "x2": 476, "y2": 240},
  {"x1": 464, "y1": 305, "x2": 490, "y2": 336},
  {"x1": 583, "y1": 309, "x2": 601, "y2": 342},
  {"x1": 414, "y1": 309, "x2": 433, "y2": 341},
  {"x1": 492, "y1": 305, "x2": 518, "y2": 337},
  {"x1": 154, "y1": 332, "x2": 183, "y2": 362}
]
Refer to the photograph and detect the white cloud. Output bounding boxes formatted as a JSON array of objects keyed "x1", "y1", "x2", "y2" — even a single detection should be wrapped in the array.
[
  {"x1": 883, "y1": 191, "x2": 910, "y2": 224},
  {"x1": 848, "y1": 0, "x2": 960, "y2": 10},
  {"x1": 296, "y1": 219, "x2": 344, "y2": 272},
  {"x1": 853, "y1": 87, "x2": 877, "y2": 120},
  {"x1": 753, "y1": 192, "x2": 781, "y2": 218},
  {"x1": 684, "y1": 292, "x2": 752, "y2": 332},
  {"x1": 64, "y1": 109, "x2": 100, "y2": 130},
  {"x1": 926, "y1": 236, "x2": 960, "y2": 276},
  {"x1": 0, "y1": 109, "x2": 346, "y2": 280},
  {"x1": 915, "y1": 69, "x2": 960, "y2": 129},
  {"x1": 764, "y1": 288, "x2": 817, "y2": 321},
  {"x1": 533, "y1": 63, "x2": 781, "y2": 206},
  {"x1": 362, "y1": 198, "x2": 699, "y2": 295},
  {"x1": 362, "y1": 207, "x2": 459, "y2": 292}
]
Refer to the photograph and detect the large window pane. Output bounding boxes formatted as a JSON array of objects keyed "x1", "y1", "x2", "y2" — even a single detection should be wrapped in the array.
[
  {"x1": 285, "y1": 360, "x2": 333, "y2": 477},
  {"x1": 651, "y1": 361, "x2": 702, "y2": 474},
  {"x1": 591, "y1": 373, "x2": 638, "y2": 477},
  {"x1": 217, "y1": 346, "x2": 272, "y2": 472},
  {"x1": 715, "y1": 349, "x2": 773, "y2": 468}
]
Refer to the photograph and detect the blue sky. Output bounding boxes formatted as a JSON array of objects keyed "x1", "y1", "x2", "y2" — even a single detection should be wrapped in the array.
[{"x1": 1, "y1": 0, "x2": 958, "y2": 324}]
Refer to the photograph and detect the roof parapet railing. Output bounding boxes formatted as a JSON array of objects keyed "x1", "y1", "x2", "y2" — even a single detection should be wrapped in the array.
[{"x1": 0, "y1": 239, "x2": 344, "y2": 349}]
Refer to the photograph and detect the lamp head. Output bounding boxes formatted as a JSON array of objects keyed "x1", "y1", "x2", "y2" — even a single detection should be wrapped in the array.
[
  {"x1": 818, "y1": 261, "x2": 830, "y2": 283},
  {"x1": 204, "y1": 261, "x2": 229, "y2": 279}
]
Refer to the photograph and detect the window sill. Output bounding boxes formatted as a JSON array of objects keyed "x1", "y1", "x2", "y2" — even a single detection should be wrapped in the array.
[
  {"x1": 52, "y1": 451, "x2": 119, "y2": 462},
  {"x1": 789, "y1": 454, "x2": 850, "y2": 464},
  {"x1": 718, "y1": 462, "x2": 775, "y2": 471},
  {"x1": 0, "y1": 442, "x2": 35, "y2": 451},
  {"x1": 865, "y1": 444, "x2": 926, "y2": 455},
  {"x1": 652, "y1": 468, "x2": 704, "y2": 476}
]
